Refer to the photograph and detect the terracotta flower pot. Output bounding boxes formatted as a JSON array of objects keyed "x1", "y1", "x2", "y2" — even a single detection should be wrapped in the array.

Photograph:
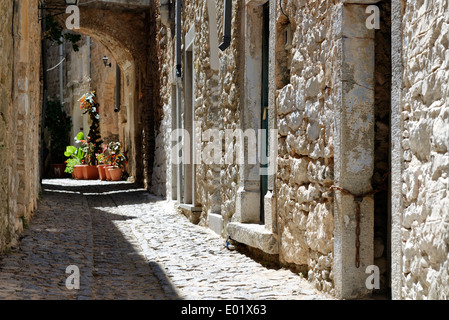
[
  {"x1": 104, "y1": 166, "x2": 113, "y2": 181},
  {"x1": 108, "y1": 167, "x2": 123, "y2": 181},
  {"x1": 83, "y1": 165, "x2": 100, "y2": 180},
  {"x1": 73, "y1": 165, "x2": 86, "y2": 180},
  {"x1": 97, "y1": 164, "x2": 108, "y2": 181}
]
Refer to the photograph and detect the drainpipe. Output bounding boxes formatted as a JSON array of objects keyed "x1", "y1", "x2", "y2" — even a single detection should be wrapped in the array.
[
  {"x1": 176, "y1": 0, "x2": 182, "y2": 78},
  {"x1": 86, "y1": 36, "x2": 91, "y2": 78},
  {"x1": 219, "y1": 0, "x2": 232, "y2": 51},
  {"x1": 59, "y1": 37, "x2": 64, "y2": 105},
  {"x1": 115, "y1": 64, "x2": 121, "y2": 113},
  {"x1": 176, "y1": 0, "x2": 183, "y2": 203}
]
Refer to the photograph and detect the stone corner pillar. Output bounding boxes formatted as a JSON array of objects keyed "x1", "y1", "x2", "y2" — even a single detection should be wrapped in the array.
[
  {"x1": 235, "y1": 186, "x2": 260, "y2": 224},
  {"x1": 333, "y1": 2, "x2": 376, "y2": 299},
  {"x1": 390, "y1": 0, "x2": 404, "y2": 301}
]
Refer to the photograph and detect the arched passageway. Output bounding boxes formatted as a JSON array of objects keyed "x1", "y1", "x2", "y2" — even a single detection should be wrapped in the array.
[{"x1": 47, "y1": 0, "x2": 162, "y2": 187}]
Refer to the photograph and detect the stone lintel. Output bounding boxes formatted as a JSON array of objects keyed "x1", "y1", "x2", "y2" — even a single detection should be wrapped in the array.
[
  {"x1": 83, "y1": 0, "x2": 152, "y2": 9},
  {"x1": 342, "y1": 0, "x2": 380, "y2": 4}
]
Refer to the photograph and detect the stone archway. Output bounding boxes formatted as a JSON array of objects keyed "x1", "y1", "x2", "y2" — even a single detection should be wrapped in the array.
[{"x1": 51, "y1": 1, "x2": 161, "y2": 186}]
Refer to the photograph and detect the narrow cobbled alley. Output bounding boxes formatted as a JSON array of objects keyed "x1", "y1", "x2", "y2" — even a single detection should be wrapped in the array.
[{"x1": 0, "y1": 180, "x2": 331, "y2": 300}]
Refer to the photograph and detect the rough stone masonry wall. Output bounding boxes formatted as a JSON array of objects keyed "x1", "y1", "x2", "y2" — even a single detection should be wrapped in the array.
[
  {"x1": 0, "y1": 0, "x2": 42, "y2": 252},
  {"x1": 275, "y1": 0, "x2": 338, "y2": 294},
  {"x1": 188, "y1": 0, "x2": 243, "y2": 227},
  {"x1": 152, "y1": 7, "x2": 173, "y2": 198},
  {"x1": 154, "y1": 0, "x2": 242, "y2": 230},
  {"x1": 192, "y1": 1, "x2": 221, "y2": 222},
  {"x1": 0, "y1": 0, "x2": 15, "y2": 252},
  {"x1": 90, "y1": 38, "x2": 120, "y2": 144},
  {"x1": 216, "y1": 0, "x2": 242, "y2": 230},
  {"x1": 46, "y1": 34, "x2": 121, "y2": 146},
  {"x1": 62, "y1": 35, "x2": 92, "y2": 142},
  {"x1": 216, "y1": 1, "x2": 244, "y2": 230},
  {"x1": 182, "y1": 0, "x2": 226, "y2": 223},
  {"x1": 400, "y1": 0, "x2": 449, "y2": 299}
]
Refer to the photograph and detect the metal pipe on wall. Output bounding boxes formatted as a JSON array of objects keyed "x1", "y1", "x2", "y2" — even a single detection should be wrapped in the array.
[
  {"x1": 115, "y1": 64, "x2": 121, "y2": 112},
  {"x1": 59, "y1": 37, "x2": 64, "y2": 105},
  {"x1": 86, "y1": 36, "x2": 91, "y2": 77},
  {"x1": 176, "y1": 0, "x2": 183, "y2": 203},
  {"x1": 176, "y1": 0, "x2": 182, "y2": 78},
  {"x1": 219, "y1": 0, "x2": 232, "y2": 51}
]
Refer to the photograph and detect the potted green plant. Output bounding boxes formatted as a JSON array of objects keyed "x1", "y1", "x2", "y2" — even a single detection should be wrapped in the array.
[
  {"x1": 96, "y1": 144, "x2": 110, "y2": 181},
  {"x1": 107, "y1": 142, "x2": 127, "y2": 181},
  {"x1": 64, "y1": 132, "x2": 86, "y2": 180},
  {"x1": 45, "y1": 98, "x2": 72, "y2": 178}
]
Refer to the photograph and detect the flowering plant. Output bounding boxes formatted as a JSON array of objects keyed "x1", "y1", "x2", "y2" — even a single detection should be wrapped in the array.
[
  {"x1": 108, "y1": 142, "x2": 127, "y2": 168},
  {"x1": 79, "y1": 91, "x2": 100, "y2": 120},
  {"x1": 79, "y1": 91, "x2": 103, "y2": 163},
  {"x1": 78, "y1": 137, "x2": 96, "y2": 166},
  {"x1": 96, "y1": 144, "x2": 111, "y2": 165}
]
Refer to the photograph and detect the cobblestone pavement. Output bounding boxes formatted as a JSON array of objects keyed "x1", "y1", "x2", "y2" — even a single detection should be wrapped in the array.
[{"x1": 0, "y1": 179, "x2": 333, "y2": 300}]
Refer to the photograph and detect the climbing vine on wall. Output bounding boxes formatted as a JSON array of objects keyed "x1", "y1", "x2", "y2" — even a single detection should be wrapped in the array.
[{"x1": 45, "y1": 16, "x2": 81, "y2": 51}]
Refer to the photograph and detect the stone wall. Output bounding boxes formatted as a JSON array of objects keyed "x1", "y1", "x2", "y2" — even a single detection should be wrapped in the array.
[
  {"x1": 154, "y1": 0, "x2": 241, "y2": 227},
  {"x1": 155, "y1": 0, "x2": 449, "y2": 299},
  {"x1": 156, "y1": 0, "x2": 337, "y2": 293},
  {"x1": 275, "y1": 0, "x2": 337, "y2": 293},
  {"x1": 61, "y1": 35, "x2": 92, "y2": 142},
  {"x1": 46, "y1": 34, "x2": 89, "y2": 150},
  {"x1": 52, "y1": 2, "x2": 161, "y2": 184},
  {"x1": 0, "y1": 0, "x2": 15, "y2": 252},
  {"x1": 179, "y1": 0, "x2": 237, "y2": 224},
  {"x1": 45, "y1": 33, "x2": 122, "y2": 162},
  {"x1": 216, "y1": 0, "x2": 242, "y2": 229},
  {"x1": 151, "y1": 16, "x2": 174, "y2": 198},
  {"x1": 89, "y1": 38, "x2": 120, "y2": 144},
  {"x1": 399, "y1": 0, "x2": 449, "y2": 299},
  {"x1": 0, "y1": 0, "x2": 42, "y2": 252}
]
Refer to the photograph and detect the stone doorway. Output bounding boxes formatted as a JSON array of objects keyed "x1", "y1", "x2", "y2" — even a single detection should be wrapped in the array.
[
  {"x1": 183, "y1": 48, "x2": 194, "y2": 205},
  {"x1": 260, "y1": 1, "x2": 270, "y2": 225},
  {"x1": 373, "y1": 0, "x2": 392, "y2": 298},
  {"x1": 228, "y1": 0, "x2": 278, "y2": 257}
]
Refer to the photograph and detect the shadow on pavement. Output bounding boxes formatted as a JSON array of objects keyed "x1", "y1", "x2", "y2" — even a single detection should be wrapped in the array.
[{"x1": 0, "y1": 179, "x2": 180, "y2": 300}]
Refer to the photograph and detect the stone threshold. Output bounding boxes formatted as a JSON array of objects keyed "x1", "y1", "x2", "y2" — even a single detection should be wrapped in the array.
[
  {"x1": 178, "y1": 203, "x2": 202, "y2": 224},
  {"x1": 207, "y1": 213, "x2": 223, "y2": 236},
  {"x1": 178, "y1": 204, "x2": 202, "y2": 212},
  {"x1": 227, "y1": 222, "x2": 278, "y2": 255}
]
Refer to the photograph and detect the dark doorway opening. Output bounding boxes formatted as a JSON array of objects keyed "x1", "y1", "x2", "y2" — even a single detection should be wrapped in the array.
[
  {"x1": 260, "y1": 1, "x2": 270, "y2": 224},
  {"x1": 373, "y1": 0, "x2": 392, "y2": 299}
]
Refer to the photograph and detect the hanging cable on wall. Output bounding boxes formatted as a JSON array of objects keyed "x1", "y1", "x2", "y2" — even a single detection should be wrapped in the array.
[
  {"x1": 46, "y1": 57, "x2": 66, "y2": 72},
  {"x1": 279, "y1": 0, "x2": 289, "y2": 21}
]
